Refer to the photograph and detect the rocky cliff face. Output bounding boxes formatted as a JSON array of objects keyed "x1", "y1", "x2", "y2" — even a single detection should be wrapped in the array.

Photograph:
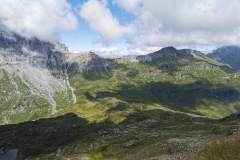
[
  {"x1": 0, "y1": 30, "x2": 75, "y2": 124},
  {"x1": 0, "y1": 30, "x2": 68, "y2": 76},
  {"x1": 66, "y1": 52, "x2": 109, "y2": 75}
]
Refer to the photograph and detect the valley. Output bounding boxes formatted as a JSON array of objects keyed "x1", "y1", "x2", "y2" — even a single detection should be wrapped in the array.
[{"x1": 0, "y1": 30, "x2": 240, "y2": 160}]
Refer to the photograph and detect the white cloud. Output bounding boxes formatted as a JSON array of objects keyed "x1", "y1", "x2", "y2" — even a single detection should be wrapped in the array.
[
  {"x1": 95, "y1": 46, "x2": 161, "y2": 58},
  {"x1": 113, "y1": 0, "x2": 141, "y2": 13},
  {"x1": 1, "y1": 0, "x2": 240, "y2": 48},
  {"x1": 0, "y1": 0, "x2": 78, "y2": 41},
  {"x1": 80, "y1": 0, "x2": 135, "y2": 43},
  {"x1": 115, "y1": 0, "x2": 240, "y2": 47}
]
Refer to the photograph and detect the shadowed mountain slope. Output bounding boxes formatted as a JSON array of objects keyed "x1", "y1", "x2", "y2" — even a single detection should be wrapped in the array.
[
  {"x1": 208, "y1": 45, "x2": 240, "y2": 70},
  {"x1": 67, "y1": 49, "x2": 240, "y2": 122},
  {"x1": 0, "y1": 110, "x2": 239, "y2": 160}
]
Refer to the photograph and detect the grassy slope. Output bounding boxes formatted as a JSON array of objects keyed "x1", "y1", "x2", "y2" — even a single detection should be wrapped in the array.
[
  {"x1": 2, "y1": 53, "x2": 240, "y2": 124},
  {"x1": 195, "y1": 134, "x2": 240, "y2": 160},
  {"x1": 195, "y1": 115, "x2": 240, "y2": 160},
  {"x1": 60, "y1": 56, "x2": 240, "y2": 124},
  {"x1": 0, "y1": 69, "x2": 51, "y2": 124},
  {"x1": 1, "y1": 55, "x2": 240, "y2": 159},
  {"x1": 1, "y1": 110, "x2": 238, "y2": 160},
  {"x1": 0, "y1": 69, "x2": 73, "y2": 124}
]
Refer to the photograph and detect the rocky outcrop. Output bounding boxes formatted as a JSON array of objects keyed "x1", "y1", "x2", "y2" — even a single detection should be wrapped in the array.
[
  {"x1": 115, "y1": 55, "x2": 138, "y2": 62},
  {"x1": 67, "y1": 52, "x2": 109, "y2": 75},
  {"x1": 0, "y1": 29, "x2": 68, "y2": 77},
  {"x1": 0, "y1": 30, "x2": 75, "y2": 124}
]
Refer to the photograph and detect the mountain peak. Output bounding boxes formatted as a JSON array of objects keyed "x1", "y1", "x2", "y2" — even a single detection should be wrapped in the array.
[
  {"x1": 67, "y1": 52, "x2": 109, "y2": 75},
  {"x1": 67, "y1": 52, "x2": 101, "y2": 63},
  {"x1": 159, "y1": 46, "x2": 177, "y2": 52},
  {"x1": 136, "y1": 47, "x2": 193, "y2": 63},
  {"x1": 208, "y1": 45, "x2": 240, "y2": 70}
]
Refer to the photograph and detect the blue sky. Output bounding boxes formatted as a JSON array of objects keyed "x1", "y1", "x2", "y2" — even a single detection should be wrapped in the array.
[
  {"x1": 60, "y1": 0, "x2": 136, "y2": 51},
  {"x1": 58, "y1": 0, "x2": 240, "y2": 53},
  {"x1": 60, "y1": 0, "x2": 98, "y2": 51},
  {"x1": 1, "y1": 0, "x2": 240, "y2": 55}
]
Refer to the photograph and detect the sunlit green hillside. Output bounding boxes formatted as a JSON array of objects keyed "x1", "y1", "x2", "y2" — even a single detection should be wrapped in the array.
[{"x1": 59, "y1": 54, "x2": 240, "y2": 124}]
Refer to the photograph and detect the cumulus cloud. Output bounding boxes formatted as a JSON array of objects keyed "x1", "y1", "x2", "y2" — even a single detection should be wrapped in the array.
[
  {"x1": 95, "y1": 46, "x2": 161, "y2": 58},
  {"x1": 0, "y1": 0, "x2": 78, "y2": 41},
  {"x1": 115, "y1": 0, "x2": 240, "y2": 47},
  {"x1": 80, "y1": 0, "x2": 135, "y2": 43},
  {"x1": 113, "y1": 0, "x2": 141, "y2": 13}
]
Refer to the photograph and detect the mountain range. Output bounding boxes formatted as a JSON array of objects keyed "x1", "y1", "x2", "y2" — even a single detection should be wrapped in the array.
[
  {"x1": 0, "y1": 30, "x2": 240, "y2": 160},
  {"x1": 208, "y1": 45, "x2": 240, "y2": 70}
]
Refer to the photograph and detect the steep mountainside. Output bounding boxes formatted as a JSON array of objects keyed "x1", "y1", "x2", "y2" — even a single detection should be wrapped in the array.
[
  {"x1": 0, "y1": 30, "x2": 75, "y2": 124},
  {"x1": 67, "y1": 52, "x2": 109, "y2": 78},
  {"x1": 208, "y1": 45, "x2": 240, "y2": 70}
]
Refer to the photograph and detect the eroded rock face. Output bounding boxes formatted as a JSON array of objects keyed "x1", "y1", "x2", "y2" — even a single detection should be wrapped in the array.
[
  {"x1": 0, "y1": 29, "x2": 68, "y2": 77},
  {"x1": 0, "y1": 30, "x2": 75, "y2": 124},
  {"x1": 136, "y1": 47, "x2": 194, "y2": 63},
  {"x1": 66, "y1": 52, "x2": 109, "y2": 74}
]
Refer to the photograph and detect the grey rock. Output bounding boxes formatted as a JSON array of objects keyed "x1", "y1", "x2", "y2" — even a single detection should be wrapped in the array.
[{"x1": 66, "y1": 52, "x2": 109, "y2": 74}]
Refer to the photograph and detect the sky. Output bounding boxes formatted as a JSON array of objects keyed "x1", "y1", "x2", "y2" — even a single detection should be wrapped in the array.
[{"x1": 1, "y1": 0, "x2": 240, "y2": 56}]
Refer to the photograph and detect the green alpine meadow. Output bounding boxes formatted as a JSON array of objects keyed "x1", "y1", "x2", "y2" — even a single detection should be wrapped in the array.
[{"x1": 1, "y1": 1, "x2": 240, "y2": 160}]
